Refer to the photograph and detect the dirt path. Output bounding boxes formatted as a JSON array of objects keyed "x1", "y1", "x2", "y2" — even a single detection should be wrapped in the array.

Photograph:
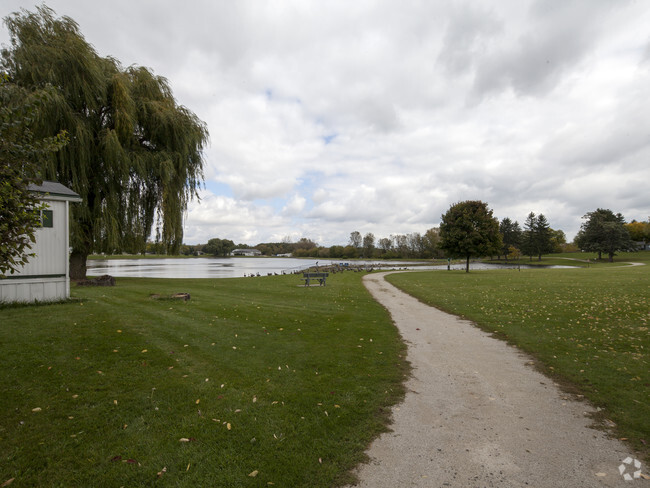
[{"x1": 347, "y1": 272, "x2": 643, "y2": 487}]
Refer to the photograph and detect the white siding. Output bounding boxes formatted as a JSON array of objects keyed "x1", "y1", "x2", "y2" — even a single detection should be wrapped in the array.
[
  {"x1": 0, "y1": 277, "x2": 67, "y2": 303},
  {"x1": 18, "y1": 200, "x2": 67, "y2": 276},
  {"x1": 2, "y1": 196, "x2": 73, "y2": 304}
]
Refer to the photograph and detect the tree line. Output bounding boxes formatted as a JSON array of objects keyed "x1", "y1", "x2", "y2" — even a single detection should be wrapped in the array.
[{"x1": 189, "y1": 206, "x2": 646, "y2": 264}]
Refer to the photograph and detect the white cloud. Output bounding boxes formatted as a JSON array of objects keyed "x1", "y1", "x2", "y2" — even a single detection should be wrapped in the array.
[{"x1": 2, "y1": 0, "x2": 649, "y2": 244}]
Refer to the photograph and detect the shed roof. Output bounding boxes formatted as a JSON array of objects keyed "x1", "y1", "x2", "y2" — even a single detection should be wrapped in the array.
[{"x1": 28, "y1": 181, "x2": 82, "y2": 202}]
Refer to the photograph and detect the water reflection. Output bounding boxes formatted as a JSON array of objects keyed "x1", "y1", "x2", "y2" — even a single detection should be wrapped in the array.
[
  {"x1": 87, "y1": 257, "x2": 574, "y2": 279},
  {"x1": 86, "y1": 257, "x2": 407, "y2": 279}
]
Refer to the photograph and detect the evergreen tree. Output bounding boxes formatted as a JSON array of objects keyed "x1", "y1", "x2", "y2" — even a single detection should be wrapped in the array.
[
  {"x1": 575, "y1": 209, "x2": 633, "y2": 262},
  {"x1": 1, "y1": 6, "x2": 208, "y2": 278},
  {"x1": 521, "y1": 212, "x2": 554, "y2": 260}
]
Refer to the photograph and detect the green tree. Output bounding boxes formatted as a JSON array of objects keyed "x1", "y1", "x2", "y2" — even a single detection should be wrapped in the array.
[
  {"x1": 439, "y1": 200, "x2": 502, "y2": 272},
  {"x1": 521, "y1": 212, "x2": 554, "y2": 260},
  {"x1": 499, "y1": 217, "x2": 522, "y2": 261},
  {"x1": 2, "y1": 6, "x2": 208, "y2": 278},
  {"x1": 294, "y1": 237, "x2": 317, "y2": 251},
  {"x1": 575, "y1": 209, "x2": 633, "y2": 262},
  {"x1": 203, "y1": 238, "x2": 235, "y2": 257},
  {"x1": 0, "y1": 77, "x2": 67, "y2": 276}
]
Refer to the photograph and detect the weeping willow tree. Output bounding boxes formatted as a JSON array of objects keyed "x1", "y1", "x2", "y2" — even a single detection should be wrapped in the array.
[{"x1": 1, "y1": 6, "x2": 208, "y2": 278}]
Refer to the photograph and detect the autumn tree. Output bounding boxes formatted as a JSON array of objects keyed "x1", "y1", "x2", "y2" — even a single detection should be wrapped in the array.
[
  {"x1": 549, "y1": 228, "x2": 567, "y2": 253},
  {"x1": 439, "y1": 200, "x2": 502, "y2": 272},
  {"x1": 1, "y1": 6, "x2": 208, "y2": 278},
  {"x1": 499, "y1": 217, "x2": 522, "y2": 261},
  {"x1": 575, "y1": 209, "x2": 633, "y2": 261},
  {"x1": 625, "y1": 220, "x2": 650, "y2": 249}
]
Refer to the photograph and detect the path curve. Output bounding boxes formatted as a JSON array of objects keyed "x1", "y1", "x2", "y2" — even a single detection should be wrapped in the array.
[
  {"x1": 347, "y1": 272, "x2": 640, "y2": 487},
  {"x1": 556, "y1": 257, "x2": 646, "y2": 267}
]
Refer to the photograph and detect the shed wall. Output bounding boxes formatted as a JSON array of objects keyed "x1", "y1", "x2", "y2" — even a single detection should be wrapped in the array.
[
  {"x1": 18, "y1": 199, "x2": 67, "y2": 276},
  {"x1": 0, "y1": 277, "x2": 68, "y2": 303}
]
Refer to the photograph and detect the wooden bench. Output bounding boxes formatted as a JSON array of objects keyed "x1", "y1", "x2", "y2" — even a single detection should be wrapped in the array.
[{"x1": 302, "y1": 272, "x2": 329, "y2": 286}]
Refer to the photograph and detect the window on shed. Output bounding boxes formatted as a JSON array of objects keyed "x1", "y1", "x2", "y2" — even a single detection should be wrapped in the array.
[{"x1": 41, "y1": 209, "x2": 53, "y2": 228}]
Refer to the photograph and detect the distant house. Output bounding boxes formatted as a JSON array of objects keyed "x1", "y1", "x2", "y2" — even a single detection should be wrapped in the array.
[
  {"x1": 231, "y1": 248, "x2": 262, "y2": 257},
  {"x1": 0, "y1": 181, "x2": 82, "y2": 303}
]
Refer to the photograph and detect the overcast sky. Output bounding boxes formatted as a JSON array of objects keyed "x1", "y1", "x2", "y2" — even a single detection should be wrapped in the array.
[{"x1": 2, "y1": 1, "x2": 649, "y2": 245}]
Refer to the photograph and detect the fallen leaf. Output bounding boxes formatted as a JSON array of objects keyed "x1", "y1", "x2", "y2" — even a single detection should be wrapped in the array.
[
  {"x1": 253, "y1": 396, "x2": 257, "y2": 403},
  {"x1": 595, "y1": 472, "x2": 607, "y2": 477},
  {"x1": 195, "y1": 399, "x2": 200, "y2": 404},
  {"x1": 2, "y1": 478, "x2": 15, "y2": 487},
  {"x1": 638, "y1": 473, "x2": 649, "y2": 480},
  {"x1": 125, "y1": 459, "x2": 137, "y2": 464},
  {"x1": 156, "y1": 467, "x2": 167, "y2": 478},
  {"x1": 141, "y1": 349, "x2": 148, "y2": 353},
  {"x1": 248, "y1": 470, "x2": 259, "y2": 477},
  {"x1": 227, "y1": 423, "x2": 232, "y2": 430},
  {"x1": 113, "y1": 400, "x2": 118, "y2": 406},
  {"x1": 31, "y1": 407, "x2": 42, "y2": 412},
  {"x1": 179, "y1": 438, "x2": 190, "y2": 442},
  {"x1": 110, "y1": 455, "x2": 122, "y2": 462}
]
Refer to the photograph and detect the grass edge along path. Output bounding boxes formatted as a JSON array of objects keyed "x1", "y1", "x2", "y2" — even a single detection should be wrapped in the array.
[
  {"x1": 0, "y1": 272, "x2": 409, "y2": 487},
  {"x1": 386, "y1": 261, "x2": 649, "y2": 463}
]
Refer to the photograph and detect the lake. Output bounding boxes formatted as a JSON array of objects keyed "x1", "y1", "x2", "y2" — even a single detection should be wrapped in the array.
[{"x1": 87, "y1": 257, "x2": 573, "y2": 279}]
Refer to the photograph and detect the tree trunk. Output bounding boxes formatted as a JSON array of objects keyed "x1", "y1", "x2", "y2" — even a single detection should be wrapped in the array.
[
  {"x1": 465, "y1": 256, "x2": 470, "y2": 273},
  {"x1": 608, "y1": 252, "x2": 615, "y2": 263},
  {"x1": 69, "y1": 251, "x2": 88, "y2": 280}
]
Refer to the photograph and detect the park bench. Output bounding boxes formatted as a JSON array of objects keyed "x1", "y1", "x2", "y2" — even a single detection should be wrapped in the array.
[{"x1": 302, "y1": 272, "x2": 329, "y2": 286}]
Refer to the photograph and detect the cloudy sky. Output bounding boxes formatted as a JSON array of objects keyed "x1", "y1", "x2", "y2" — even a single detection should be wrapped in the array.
[{"x1": 2, "y1": 1, "x2": 649, "y2": 246}]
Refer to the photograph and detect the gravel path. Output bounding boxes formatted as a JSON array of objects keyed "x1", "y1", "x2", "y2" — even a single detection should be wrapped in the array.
[{"x1": 347, "y1": 272, "x2": 643, "y2": 487}]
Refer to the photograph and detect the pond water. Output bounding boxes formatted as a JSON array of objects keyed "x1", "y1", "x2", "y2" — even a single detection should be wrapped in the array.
[{"x1": 87, "y1": 257, "x2": 574, "y2": 279}]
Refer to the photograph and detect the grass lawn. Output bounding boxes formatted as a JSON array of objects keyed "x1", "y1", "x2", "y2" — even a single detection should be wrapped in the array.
[
  {"x1": 387, "y1": 251, "x2": 650, "y2": 461},
  {"x1": 0, "y1": 273, "x2": 408, "y2": 487}
]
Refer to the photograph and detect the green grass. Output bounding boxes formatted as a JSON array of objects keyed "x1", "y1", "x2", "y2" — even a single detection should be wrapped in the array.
[
  {"x1": 0, "y1": 273, "x2": 408, "y2": 487},
  {"x1": 386, "y1": 251, "x2": 650, "y2": 460}
]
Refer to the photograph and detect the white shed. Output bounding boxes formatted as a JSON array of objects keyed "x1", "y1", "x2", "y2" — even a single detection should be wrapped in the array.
[{"x1": 0, "y1": 181, "x2": 82, "y2": 303}]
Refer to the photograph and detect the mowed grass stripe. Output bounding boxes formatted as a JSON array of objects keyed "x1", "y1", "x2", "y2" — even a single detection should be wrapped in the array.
[
  {"x1": 386, "y1": 256, "x2": 649, "y2": 460},
  {"x1": 0, "y1": 273, "x2": 408, "y2": 487}
]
